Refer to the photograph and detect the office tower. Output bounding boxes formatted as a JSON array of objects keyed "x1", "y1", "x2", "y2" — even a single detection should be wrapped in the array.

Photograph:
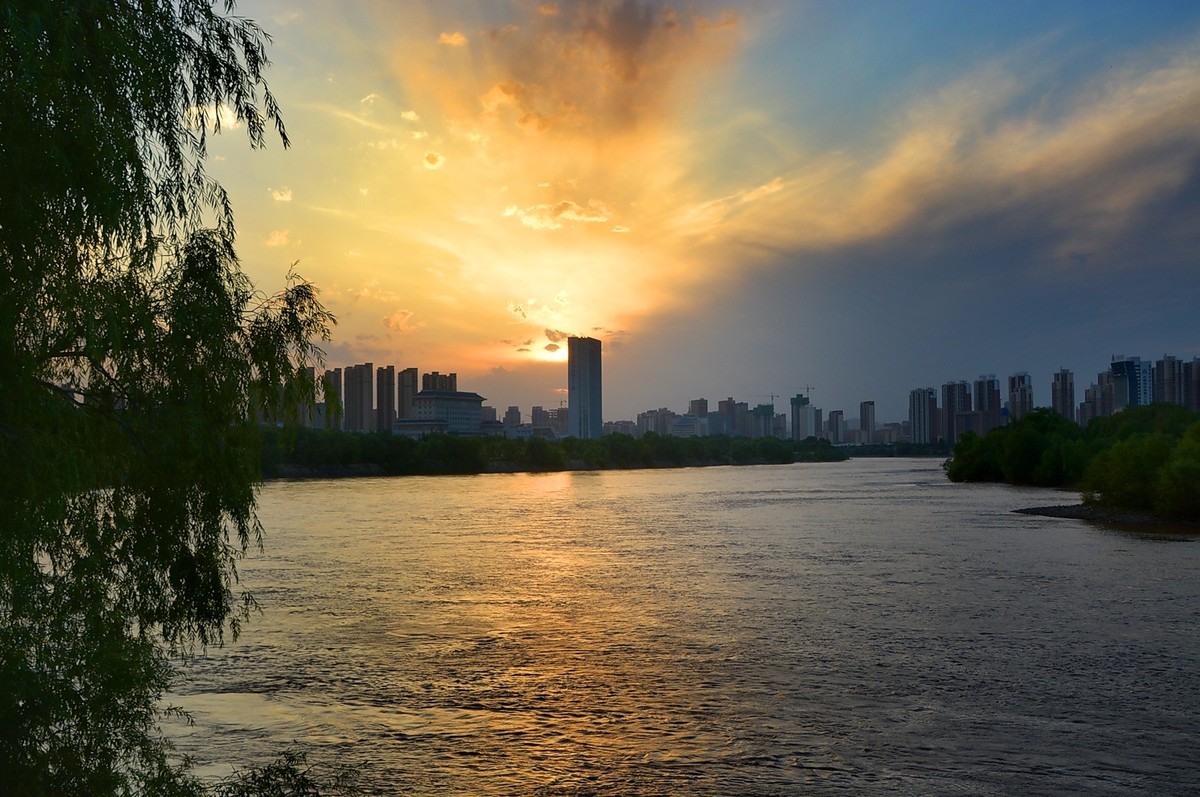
[
  {"x1": 1008, "y1": 372, "x2": 1033, "y2": 421},
  {"x1": 1154, "y1": 355, "x2": 1183, "y2": 405},
  {"x1": 908, "y1": 387, "x2": 937, "y2": 444},
  {"x1": 503, "y1": 406, "x2": 521, "y2": 427},
  {"x1": 567, "y1": 336, "x2": 602, "y2": 439},
  {"x1": 859, "y1": 400, "x2": 875, "y2": 445},
  {"x1": 422, "y1": 371, "x2": 457, "y2": 392},
  {"x1": 323, "y1": 367, "x2": 343, "y2": 430},
  {"x1": 1110, "y1": 355, "x2": 1151, "y2": 410},
  {"x1": 941, "y1": 381, "x2": 971, "y2": 445},
  {"x1": 531, "y1": 406, "x2": 549, "y2": 428},
  {"x1": 398, "y1": 367, "x2": 418, "y2": 420},
  {"x1": 689, "y1": 398, "x2": 709, "y2": 418},
  {"x1": 376, "y1": 365, "x2": 395, "y2": 432},
  {"x1": 973, "y1": 375, "x2": 1002, "y2": 434},
  {"x1": 1052, "y1": 369, "x2": 1076, "y2": 423}
]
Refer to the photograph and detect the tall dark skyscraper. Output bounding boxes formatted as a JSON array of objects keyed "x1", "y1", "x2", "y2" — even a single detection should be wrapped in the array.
[{"x1": 567, "y1": 336, "x2": 602, "y2": 439}]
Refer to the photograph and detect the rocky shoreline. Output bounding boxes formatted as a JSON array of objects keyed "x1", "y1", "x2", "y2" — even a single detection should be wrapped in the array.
[{"x1": 1015, "y1": 504, "x2": 1200, "y2": 531}]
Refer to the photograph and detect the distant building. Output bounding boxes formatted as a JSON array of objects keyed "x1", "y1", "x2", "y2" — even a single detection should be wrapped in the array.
[
  {"x1": 480, "y1": 405, "x2": 498, "y2": 423},
  {"x1": 603, "y1": 419, "x2": 637, "y2": 436},
  {"x1": 343, "y1": 363, "x2": 375, "y2": 432},
  {"x1": 1052, "y1": 369, "x2": 1075, "y2": 424},
  {"x1": 1185, "y1": 358, "x2": 1200, "y2": 412},
  {"x1": 790, "y1": 393, "x2": 814, "y2": 441},
  {"x1": 1007, "y1": 372, "x2": 1033, "y2": 421},
  {"x1": 827, "y1": 410, "x2": 845, "y2": 444},
  {"x1": 636, "y1": 407, "x2": 676, "y2": 437},
  {"x1": 376, "y1": 365, "x2": 395, "y2": 432},
  {"x1": 908, "y1": 387, "x2": 937, "y2": 445},
  {"x1": 503, "y1": 405, "x2": 521, "y2": 427},
  {"x1": 323, "y1": 367, "x2": 343, "y2": 430},
  {"x1": 751, "y1": 403, "x2": 775, "y2": 439},
  {"x1": 941, "y1": 381, "x2": 971, "y2": 445},
  {"x1": 670, "y1": 414, "x2": 703, "y2": 437},
  {"x1": 689, "y1": 398, "x2": 709, "y2": 418},
  {"x1": 547, "y1": 406, "x2": 569, "y2": 438},
  {"x1": 531, "y1": 406, "x2": 549, "y2": 429},
  {"x1": 398, "y1": 367, "x2": 418, "y2": 420},
  {"x1": 1110, "y1": 355, "x2": 1151, "y2": 410},
  {"x1": 859, "y1": 400, "x2": 875, "y2": 445},
  {"x1": 1154, "y1": 355, "x2": 1183, "y2": 405},
  {"x1": 567, "y1": 336, "x2": 602, "y2": 439},
  {"x1": 974, "y1": 375, "x2": 1002, "y2": 434},
  {"x1": 412, "y1": 389, "x2": 485, "y2": 435},
  {"x1": 422, "y1": 371, "x2": 457, "y2": 392}
]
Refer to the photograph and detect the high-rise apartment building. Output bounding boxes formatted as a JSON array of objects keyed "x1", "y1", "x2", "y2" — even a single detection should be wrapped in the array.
[
  {"x1": 376, "y1": 365, "x2": 395, "y2": 432},
  {"x1": 1008, "y1": 372, "x2": 1033, "y2": 421},
  {"x1": 567, "y1": 336, "x2": 603, "y2": 439},
  {"x1": 422, "y1": 371, "x2": 457, "y2": 392},
  {"x1": 908, "y1": 387, "x2": 937, "y2": 444},
  {"x1": 941, "y1": 381, "x2": 971, "y2": 445},
  {"x1": 343, "y1": 363, "x2": 375, "y2": 432},
  {"x1": 1154, "y1": 355, "x2": 1183, "y2": 405},
  {"x1": 323, "y1": 367, "x2": 343, "y2": 430},
  {"x1": 398, "y1": 367, "x2": 418, "y2": 420},
  {"x1": 859, "y1": 400, "x2": 875, "y2": 445},
  {"x1": 1185, "y1": 358, "x2": 1200, "y2": 412},
  {"x1": 689, "y1": 398, "x2": 709, "y2": 418},
  {"x1": 827, "y1": 410, "x2": 844, "y2": 444},
  {"x1": 1052, "y1": 369, "x2": 1075, "y2": 423},
  {"x1": 503, "y1": 405, "x2": 521, "y2": 427},
  {"x1": 974, "y1": 375, "x2": 1002, "y2": 434}
]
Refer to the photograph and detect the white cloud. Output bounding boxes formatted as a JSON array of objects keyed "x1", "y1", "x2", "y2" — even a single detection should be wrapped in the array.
[
  {"x1": 270, "y1": 186, "x2": 293, "y2": 202},
  {"x1": 264, "y1": 230, "x2": 289, "y2": 247},
  {"x1": 383, "y1": 309, "x2": 416, "y2": 332},
  {"x1": 503, "y1": 199, "x2": 613, "y2": 230},
  {"x1": 401, "y1": 110, "x2": 420, "y2": 122}
]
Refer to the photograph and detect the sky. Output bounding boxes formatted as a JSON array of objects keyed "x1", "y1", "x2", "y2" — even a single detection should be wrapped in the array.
[{"x1": 211, "y1": 0, "x2": 1200, "y2": 423}]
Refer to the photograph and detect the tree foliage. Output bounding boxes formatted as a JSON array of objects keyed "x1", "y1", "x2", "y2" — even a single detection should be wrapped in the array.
[
  {"x1": 1, "y1": 2, "x2": 336, "y2": 793},
  {"x1": 944, "y1": 405, "x2": 1200, "y2": 520}
]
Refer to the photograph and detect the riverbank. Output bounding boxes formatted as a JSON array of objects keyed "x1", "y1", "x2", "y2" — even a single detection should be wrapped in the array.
[{"x1": 1016, "y1": 504, "x2": 1200, "y2": 532}]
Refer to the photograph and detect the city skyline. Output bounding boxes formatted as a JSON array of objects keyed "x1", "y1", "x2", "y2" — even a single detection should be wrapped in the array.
[{"x1": 212, "y1": 1, "x2": 1200, "y2": 421}]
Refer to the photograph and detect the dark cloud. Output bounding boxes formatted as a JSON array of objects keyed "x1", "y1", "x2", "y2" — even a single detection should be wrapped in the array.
[
  {"x1": 544, "y1": 343, "x2": 560, "y2": 352},
  {"x1": 545, "y1": 328, "x2": 571, "y2": 342}
]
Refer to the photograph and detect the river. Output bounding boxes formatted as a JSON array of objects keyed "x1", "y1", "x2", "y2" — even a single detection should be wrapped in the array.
[{"x1": 169, "y1": 458, "x2": 1200, "y2": 795}]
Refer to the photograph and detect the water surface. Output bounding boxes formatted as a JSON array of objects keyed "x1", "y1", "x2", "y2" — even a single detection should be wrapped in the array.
[{"x1": 171, "y1": 458, "x2": 1200, "y2": 794}]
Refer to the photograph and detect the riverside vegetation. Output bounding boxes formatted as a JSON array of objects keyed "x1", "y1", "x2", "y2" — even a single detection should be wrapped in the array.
[
  {"x1": 261, "y1": 428, "x2": 848, "y2": 477},
  {"x1": 943, "y1": 404, "x2": 1200, "y2": 521},
  {"x1": 0, "y1": 2, "x2": 359, "y2": 794}
]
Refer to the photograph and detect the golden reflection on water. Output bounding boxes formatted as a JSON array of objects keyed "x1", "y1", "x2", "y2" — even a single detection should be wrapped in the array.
[{"x1": 170, "y1": 461, "x2": 1200, "y2": 794}]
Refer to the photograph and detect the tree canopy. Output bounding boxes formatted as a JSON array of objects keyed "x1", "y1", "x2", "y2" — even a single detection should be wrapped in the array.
[{"x1": 1, "y1": 2, "x2": 339, "y2": 793}]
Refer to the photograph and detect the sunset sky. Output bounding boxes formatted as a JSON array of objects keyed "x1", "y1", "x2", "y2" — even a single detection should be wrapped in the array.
[{"x1": 213, "y1": 1, "x2": 1200, "y2": 422}]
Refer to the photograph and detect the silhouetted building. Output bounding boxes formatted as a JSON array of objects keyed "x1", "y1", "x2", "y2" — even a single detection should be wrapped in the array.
[
  {"x1": 1052, "y1": 368, "x2": 1075, "y2": 424},
  {"x1": 974, "y1": 375, "x2": 1002, "y2": 434},
  {"x1": 422, "y1": 371, "x2": 457, "y2": 392},
  {"x1": 567, "y1": 336, "x2": 602, "y2": 439},
  {"x1": 343, "y1": 363, "x2": 374, "y2": 432},
  {"x1": 503, "y1": 405, "x2": 521, "y2": 427},
  {"x1": 398, "y1": 367, "x2": 418, "y2": 420},
  {"x1": 751, "y1": 403, "x2": 775, "y2": 439},
  {"x1": 412, "y1": 389, "x2": 485, "y2": 435},
  {"x1": 1007, "y1": 372, "x2": 1033, "y2": 421},
  {"x1": 376, "y1": 365, "x2": 395, "y2": 431},
  {"x1": 859, "y1": 401, "x2": 875, "y2": 444},
  {"x1": 1110, "y1": 355, "x2": 1150, "y2": 410},
  {"x1": 941, "y1": 381, "x2": 971, "y2": 445},
  {"x1": 908, "y1": 387, "x2": 937, "y2": 445},
  {"x1": 689, "y1": 398, "x2": 709, "y2": 418},
  {"x1": 1185, "y1": 358, "x2": 1200, "y2": 412},
  {"x1": 323, "y1": 367, "x2": 343, "y2": 430},
  {"x1": 1154, "y1": 355, "x2": 1183, "y2": 405},
  {"x1": 827, "y1": 410, "x2": 845, "y2": 444}
]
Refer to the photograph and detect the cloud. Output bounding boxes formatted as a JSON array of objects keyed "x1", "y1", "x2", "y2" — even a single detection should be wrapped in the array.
[
  {"x1": 545, "y1": 328, "x2": 571, "y2": 342},
  {"x1": 269, "y1": 186, "x2": 293, "y2": 202},
  {"x1": 423, "y1": 151, "x2": 446, "y2": 169},
  {"x1": 503, "y1": 199, "x2": 613, "y2": 230},
  {"x1": 383, "y1": 309, "x2": 416, "y2": 332},
  {"x1": 538, "y1": 3, "x2": 559, "y2": 15},
  {"x1": 401, "y1": 109, "x2": 420, "y2": 122},
  {"x1": 360, "y1": 92, "x2": 380, "y2": 107},
  {"x1": 264, "y1": 230, "x2": 289, "y2": 247},
  {"x1": 544, "y1": 343, "x2": 560, "y2": 352},
  {"x1": 439, "y1": 31, "x2": 468, "y2": 46}
]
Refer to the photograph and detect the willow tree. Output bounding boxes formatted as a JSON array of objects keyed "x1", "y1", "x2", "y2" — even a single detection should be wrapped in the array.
[{"x1": 1, "y1": 2, "x2": 333, "y2": 793}]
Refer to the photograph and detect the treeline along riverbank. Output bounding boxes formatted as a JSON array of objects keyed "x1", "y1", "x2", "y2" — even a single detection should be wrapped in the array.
[
  {"x1": 944, "y1": 403, "x2": 1200, "y2": 521},
  {"x1": 261, "y1": 428, "x2": 848, "y2": 478}
]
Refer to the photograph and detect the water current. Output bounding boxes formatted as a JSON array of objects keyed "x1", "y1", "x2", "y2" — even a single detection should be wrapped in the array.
[{"x1": 169, "y1": 458, "x2": 1200, "y2": 795}]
